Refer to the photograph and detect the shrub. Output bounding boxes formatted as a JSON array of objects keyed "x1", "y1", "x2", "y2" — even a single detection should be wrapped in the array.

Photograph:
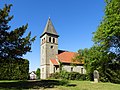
[
  {"x1": 49, "y1": 70, "x2": 87, "y2": 80},
  {"x1": 49, "y1": 72, "x2": 60, "y2": 79},
  {"x1": 68, "y1": 72, "x2": 87, "y2": 80},
  {"x1": 59, "y1": 79, "x2": 69, "y2": 86}
]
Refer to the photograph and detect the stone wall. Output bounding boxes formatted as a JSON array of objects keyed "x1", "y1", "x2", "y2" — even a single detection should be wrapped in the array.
[{"x1": 62, "y1": 65, "x2": 86, "y2": 74}]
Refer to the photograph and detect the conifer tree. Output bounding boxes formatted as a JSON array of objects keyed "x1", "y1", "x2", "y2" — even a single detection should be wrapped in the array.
[{"x1": 0, "y1": 4, "x2": 36, "y2": 60}]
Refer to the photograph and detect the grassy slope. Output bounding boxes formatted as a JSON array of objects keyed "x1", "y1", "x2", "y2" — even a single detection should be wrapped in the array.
[{"x1": 58, "y1": 81, "x2": 120, "y2": 90}]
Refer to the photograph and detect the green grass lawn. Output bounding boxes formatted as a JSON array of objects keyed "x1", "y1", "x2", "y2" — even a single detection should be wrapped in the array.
[
  {"x1": 57, "y1": 80, "x2": 120, "y2": 90},
  {"x1": 0, "y1": 80, "x2": 120, "y2": 90}
]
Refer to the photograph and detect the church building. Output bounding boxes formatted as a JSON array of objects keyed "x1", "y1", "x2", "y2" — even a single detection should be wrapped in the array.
[{"x1": 40, "y1": 18, "x2": 86, "y2": 79}]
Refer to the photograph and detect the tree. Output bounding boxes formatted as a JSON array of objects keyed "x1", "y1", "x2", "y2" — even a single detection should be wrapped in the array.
[
  {"x1": 92, "y1": 0, "x2": 120, "y2": 83},
  {"x1": 77, "y1": 47, "x2": 104, "y2": 81},
  {"x1": 77, "y1": 46, "x2": 118, "y2": 82},
  {"x1": 0, "y1": 4, "x2": 36, "y2": 60},
  {"x1": 93, "y1": 0, "x2": 120, "y2": 59},
  {"x1": 75, "y1": 0, "x2": 120, "y2": 83},
  {"x1": 36, "y1": 68, "x2": 40, "y2": 79}
]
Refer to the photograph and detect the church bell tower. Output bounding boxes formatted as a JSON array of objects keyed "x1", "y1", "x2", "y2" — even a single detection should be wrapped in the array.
[{"x1": 40, "y1": 18, "x2": 59, "y2": 79}]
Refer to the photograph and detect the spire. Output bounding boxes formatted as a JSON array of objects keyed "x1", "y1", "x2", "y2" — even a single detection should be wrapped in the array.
[{"x1": 40, "y1": 18, "x2": 59, "y2": 38}]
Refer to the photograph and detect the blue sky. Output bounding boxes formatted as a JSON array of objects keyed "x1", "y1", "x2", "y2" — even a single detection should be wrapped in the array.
[{"x1": 0, "y1": 0, "x2": 105, "y2": 72}]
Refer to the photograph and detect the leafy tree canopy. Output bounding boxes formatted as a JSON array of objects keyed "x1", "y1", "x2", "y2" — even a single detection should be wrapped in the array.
[
  {"x1": 36, "y1": 68, "x2": 40, "y2": 79},
  {"x1": 93, "y1": 0, "x2": 120, "y2": 57},
  {"x1": 76, "y1": 0, "x2": 120, "y2": 83}
]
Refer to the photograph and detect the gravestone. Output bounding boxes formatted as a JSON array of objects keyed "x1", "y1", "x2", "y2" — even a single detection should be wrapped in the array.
[{"x1": 93, "y1": 70, "x2": 99, "y2": 83}]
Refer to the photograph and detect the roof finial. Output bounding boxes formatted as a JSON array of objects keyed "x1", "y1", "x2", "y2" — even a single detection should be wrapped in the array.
[{"x1": 48, "y1": 16, "x2": 50, "y2": 20}]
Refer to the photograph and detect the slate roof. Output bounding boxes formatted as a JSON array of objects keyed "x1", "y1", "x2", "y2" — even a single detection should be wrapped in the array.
[{"x1": 40, "y1": 18, "x2": 59, "y2": 38}]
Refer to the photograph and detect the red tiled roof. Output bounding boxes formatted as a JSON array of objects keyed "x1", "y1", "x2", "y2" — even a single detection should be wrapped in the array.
[
  {"x1": 57, "y1": 52, "x2": 83, "y2": 64},
  {"x1": 50, "y1": 59, "x2": 59, "y2": 65}
]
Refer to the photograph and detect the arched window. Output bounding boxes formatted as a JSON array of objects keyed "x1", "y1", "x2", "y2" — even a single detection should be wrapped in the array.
[
  {"x1": 53, "y1": 38, "x2": 55, "y2": 43},
  {"x1": 81, "y1": 68, "x2": 83, "y2": 74},
  {"x1": 49, "y1": 37, "x2": 51, "y2": 42},
  {"x1": 42, "y1": 39, "x2": 43, "y2": 44},
  {"x1": 43, "y1": 38, "x2": 45, "y2": 43},
  {"x1": 71, "y1": 67, "x2": 73, "y2": 72}
]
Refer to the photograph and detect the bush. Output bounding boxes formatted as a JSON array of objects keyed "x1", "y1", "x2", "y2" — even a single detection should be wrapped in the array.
[
  {"x1": 59, "y1": 79, "x2": 69, "y2": 86},
  {"x1": 49, "y1": 72, "x2": 60, "y2": 79},
  {"x1": 68, "y1": 72, "x2": 87, "y2": 80},
  {"x1": 49, "y1": 70, "x2": 87, "y2": 80},
  {"x1": 0, "y1": 58, "x2": 29, "y2": 80}
]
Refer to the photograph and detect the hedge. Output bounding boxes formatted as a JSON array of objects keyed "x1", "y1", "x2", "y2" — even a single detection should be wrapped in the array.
[
  {"x1": 0, "y1": 58, "x2": 29, "y2": 80},
  {"x1": 49, "y1": 70, "x2": 87, "y2": 80}
]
